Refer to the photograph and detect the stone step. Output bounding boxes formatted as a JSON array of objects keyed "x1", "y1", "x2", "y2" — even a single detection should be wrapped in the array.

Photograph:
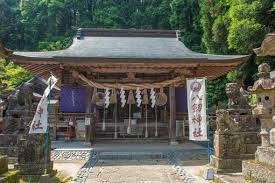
[{"x1": 98, "y1": 151, "x2": 166, "y2": 160}]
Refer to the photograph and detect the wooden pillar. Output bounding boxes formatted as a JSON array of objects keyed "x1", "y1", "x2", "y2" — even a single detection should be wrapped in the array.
[
  {"x1": 169, "y1": 86, "x2": 178, "y2": 145},
  {"x1": 114, "y1": 103, "x2": 118, "y2": 139},
  {"x1": 90, "y1": 107, "x2": 96, "y2": 145},
  {"x1": 85, "y1": 88, "x2": 92, "y2": 143},
  {"x1": 53, "y1": 118, "x2": 57, "y2": 141}
]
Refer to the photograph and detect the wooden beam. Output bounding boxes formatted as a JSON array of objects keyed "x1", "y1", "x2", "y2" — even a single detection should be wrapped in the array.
[{"x1": 77, "y1": 66, "x2": 192, "y2": 74}]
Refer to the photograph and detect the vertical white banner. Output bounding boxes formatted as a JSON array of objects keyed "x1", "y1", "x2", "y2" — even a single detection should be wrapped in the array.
[
  {"x1": 187, "y1": 78, "x2": 207, "y2": 141},
  {"x1": 29, "y1": 75, "x2": 57, "y2": 134}
]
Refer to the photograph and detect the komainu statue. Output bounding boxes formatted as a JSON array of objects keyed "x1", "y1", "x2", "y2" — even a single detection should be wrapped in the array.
[
  {"x1": 4, "y1": 82, "x2": 34, "y2": 133},
  {"x1": 215, "y1": 109, "x2": 241, "y2": 133},
  {"x1": 211, "y1": 82, "x2": 261, "y2": 173},
  {"x1": 226, "y1": 83, "x2": 249, "y2": 108}
]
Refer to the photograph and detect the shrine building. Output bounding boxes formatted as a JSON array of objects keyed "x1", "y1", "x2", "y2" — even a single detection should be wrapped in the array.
[{"x1": 0, "y1": 28, "x2": 250, "y2": 143}]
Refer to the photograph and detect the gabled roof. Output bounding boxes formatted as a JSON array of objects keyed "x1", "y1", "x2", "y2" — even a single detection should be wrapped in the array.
[
  {"x1": 10, "y1": 28, "x2": 249, "y2": 63},
  {"x1": 0, "y1": 28, "x2": 251, "y2": 80}
]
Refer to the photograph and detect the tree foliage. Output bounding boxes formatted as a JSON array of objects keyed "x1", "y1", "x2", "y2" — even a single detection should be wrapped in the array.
[
  {"x1": 200, "y1": 0, "x2": 275, "y2": 106},
  {"x1": 0, "y1": 59, "x2": 32, "y2": 96},
  {"x1": 170, "y1": 0, "x2": 205, "y2": 52}
]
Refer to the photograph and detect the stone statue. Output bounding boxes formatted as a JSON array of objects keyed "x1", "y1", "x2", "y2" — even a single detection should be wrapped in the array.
[
  {"x1": 215, "y1": 109, "x2": 241, "y2": 133},
  {"x1": 211, "y1": 82, "x2": 260, "y2": 173},
  {"x1": 4, "y1": 82, "x2": 34, "y2": 133},
  {"x1": 226, "y1": 83, "x2": 249, "y2": 108}
]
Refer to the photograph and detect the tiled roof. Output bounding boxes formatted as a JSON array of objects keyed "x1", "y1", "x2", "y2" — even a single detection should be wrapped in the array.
[{"x1": 12, "y1": 28, "x2": 249, "y2": 62}]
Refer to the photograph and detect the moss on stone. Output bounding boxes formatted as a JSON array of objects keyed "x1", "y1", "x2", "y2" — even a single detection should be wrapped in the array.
[
  {"x1": 0, "y1": 171, "x2": 19, "y2": 183},
  {"x1": 20, "y1": 171, "x2": 71, "y2": 183}
]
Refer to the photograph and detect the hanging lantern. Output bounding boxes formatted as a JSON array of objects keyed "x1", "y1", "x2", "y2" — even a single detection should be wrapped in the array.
[
  {"x1": 110, "y1": 88, "x2": 117, "y2": 104},
  {"x1": 92, "y1": 87, "x2": 105, "y2": 107},
  {"x1": 156, "y1": 87, "x2": 167, "y2": 106}
]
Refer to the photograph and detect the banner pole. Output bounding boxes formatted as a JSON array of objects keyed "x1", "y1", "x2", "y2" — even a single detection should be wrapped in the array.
[
  {"x1": 44, "y1": 75, "x2": 52, "y2": 174},
  {"x1": 205, "y1": 79, "x2": 211, "y2": 163}
]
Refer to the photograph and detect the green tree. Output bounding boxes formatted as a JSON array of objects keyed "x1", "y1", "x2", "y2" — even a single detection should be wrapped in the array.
[
  {"x1": 170, "y1": 0, "x2": 205, "y2": 52},
  {"x1": 200, "y1": 0, "x2": 231, "y2": 54},
  {"x1": 0, "y1": 0, "x2": 23, "y2": 50},
  {"x1": 0, "y1": 59, "x2": 32, "y2": 95}
]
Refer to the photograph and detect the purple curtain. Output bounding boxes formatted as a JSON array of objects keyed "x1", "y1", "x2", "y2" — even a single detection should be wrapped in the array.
[
  {"x1": 166, "y1": 87, "x2": 187, "y2": 112},
  {"x1": 59, "y1": 87, "x2": 88, "y2": 113}
]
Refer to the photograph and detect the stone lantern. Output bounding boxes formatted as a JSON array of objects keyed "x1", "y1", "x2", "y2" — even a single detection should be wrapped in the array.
[
  {"x1": 270, "y1": 116, "x2": 275, "y2": 145},
  {"x1": 270, "y1": 127, "x2": 275, "y2": 145},
  {"x1": 242, "y1": 34, "x2": 275, "y2": 183},
  {"x1": 248, "y1": 63, "x2": 275, "y2": 147}
]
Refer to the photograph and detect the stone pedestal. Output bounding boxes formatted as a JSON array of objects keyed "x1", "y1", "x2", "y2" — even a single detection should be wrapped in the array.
[
  {"x1": 18, "y1": 134, "x2": 53, "y2": 175},
  {"x1": 243, "y1": 147, "x2": 275, "y2": 183},
  {"x1": 210, "y1": 131, "x2": 258, "y2": 173},
  {"x1": 210, "y1": 109, "x2": 260, "y2": 173}
]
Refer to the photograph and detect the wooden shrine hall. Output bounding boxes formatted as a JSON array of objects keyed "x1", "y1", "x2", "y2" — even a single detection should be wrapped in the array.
[{"x1": 0, "y1": 28, "x2": 250, "y2": 143}]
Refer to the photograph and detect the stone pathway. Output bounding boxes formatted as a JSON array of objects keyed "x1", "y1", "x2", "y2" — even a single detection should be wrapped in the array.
[
  {"x1": 50, "y1": 141, "x2": 209, "y2": 183},
  {"x1": 51, "y1": 150, "x2": 91, "y2": 161},
  {"x1": 71, "y1": 153, "x2": 98, "y2": 183},
  {"x1": 86, "y1": 159, "x2": 183, "y2": 183}
]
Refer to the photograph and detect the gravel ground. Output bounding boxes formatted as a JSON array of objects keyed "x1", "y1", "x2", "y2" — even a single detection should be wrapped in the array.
[{"x1": 86, "y1": 159, "x2": 183, "y2": 183}]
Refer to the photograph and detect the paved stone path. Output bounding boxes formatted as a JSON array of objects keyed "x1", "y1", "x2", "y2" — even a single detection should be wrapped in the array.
[
  {"x1": 51, "y1": 150, "x2": 91, "y2": 161},
  {"x1": 86, "y1": 159, "x2": 183, "y2": 183},
  {"x1": 50, "y1": 141, "x2": 209, "y2": 183}
]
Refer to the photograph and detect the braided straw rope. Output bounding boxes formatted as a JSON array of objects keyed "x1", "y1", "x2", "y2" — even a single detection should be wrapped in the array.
[{"x1": 72, "y1": 70, "x2": 184, "y2": 90}]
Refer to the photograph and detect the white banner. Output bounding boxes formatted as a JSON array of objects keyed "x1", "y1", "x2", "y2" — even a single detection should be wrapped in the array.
[
  {"x1": 29, "y1": 75, "x2": 58, "y2": 134},
  {"x1": 187, "y1": 78, "x2": 207, "y2": 141}
]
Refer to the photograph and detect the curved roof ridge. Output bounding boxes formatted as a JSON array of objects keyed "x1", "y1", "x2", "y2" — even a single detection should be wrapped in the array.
[{"x1": 76, "y1": 28, "x2": 178, "y2": 38}]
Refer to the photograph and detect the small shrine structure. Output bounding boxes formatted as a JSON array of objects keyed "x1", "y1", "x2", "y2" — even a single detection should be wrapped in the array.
[{"x1": 0, "y1": 28, "x2": 250, "y2": 143}]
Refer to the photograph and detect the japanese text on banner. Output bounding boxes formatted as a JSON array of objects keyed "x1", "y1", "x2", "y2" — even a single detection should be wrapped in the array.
[
  {"x1": 187, "y1": 78, "x2": 207, "y2": 141},
  {"x1": 29, "y1": 75, "x2": 57, "y2": 134}
]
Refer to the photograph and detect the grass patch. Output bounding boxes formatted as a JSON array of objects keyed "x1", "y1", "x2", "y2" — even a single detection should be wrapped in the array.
[
  {"x1": 19, "y1": 171, "x2": 72, "y2": 183},
  {"x1": 0, "y1": 171, "x2": 19, "y2": 183}
]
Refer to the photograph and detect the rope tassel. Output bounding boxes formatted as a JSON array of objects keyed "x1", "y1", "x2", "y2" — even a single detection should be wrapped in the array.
[
  {"x1": 155, "y1": 106, "x2": 158, "y2": 137},
  {"x1": 127, "y1": 90, "x2": 135, "y2": 134},
  {"x1": 102, "y1": 107, "x2": 106, "y2": 131},
  {"x1": 143, "y1": 89, "x2": 149, "y2": 138}
]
